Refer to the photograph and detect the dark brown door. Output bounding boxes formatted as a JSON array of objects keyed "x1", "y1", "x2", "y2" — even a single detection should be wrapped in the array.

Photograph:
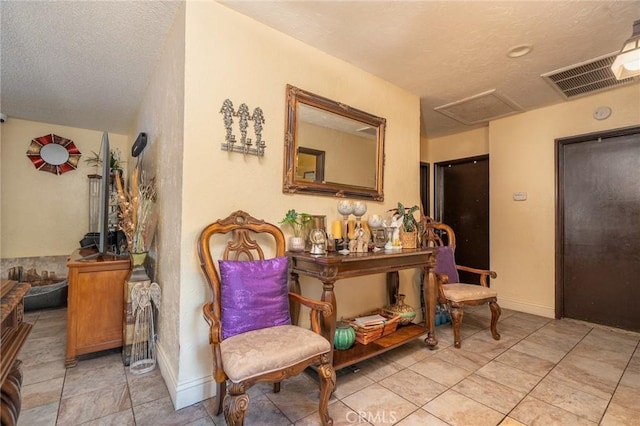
[
  {"x1": 435, "y1": 156, "x2": 490, "y2": 284},
  {"x1": 557, "y1": 126, "x2": 640, "y2": 331}
]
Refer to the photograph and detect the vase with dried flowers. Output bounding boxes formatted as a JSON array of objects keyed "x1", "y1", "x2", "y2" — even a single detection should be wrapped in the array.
[
  {"x1": 114, "y1": 163, "x2": 159, "y2": 368},
  {"x1": 114, "y1": 165, "x2": 159, "y2": 279}
]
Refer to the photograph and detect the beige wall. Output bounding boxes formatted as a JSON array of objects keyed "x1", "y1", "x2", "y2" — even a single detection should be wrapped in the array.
[
  {"x1": 0, "y1": 119, "x2": 129, "y2": 258},
  {"x1": 422, "y1": 127, "x2": 490, "y2": 216},
  {"x1": 424, "y1": 84, "x2": 640, "y2": 319},
  {"x1": 161, "y1": 1, "x2": 421, "y2": 408},
  {"x1": 131, "y1": 2, "x2": 186, "y2": 408},
  {"x1": 423, "y1": 126, "x2": 489, "y2": 164},
  {"x1": 490, "y1": 84, "x2": 640, "y2": 317}
]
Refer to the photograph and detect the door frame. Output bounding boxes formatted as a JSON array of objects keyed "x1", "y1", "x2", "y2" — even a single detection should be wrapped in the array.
[
  {"x1": 555, "y1": 124, "x2": 640, "y2": 319},
  {"x1": 434, "y1": 154, "x2": 490, "y2": 285},
  {"x1": 420, "y1": 162, "x2": 430, "y2": 217}
]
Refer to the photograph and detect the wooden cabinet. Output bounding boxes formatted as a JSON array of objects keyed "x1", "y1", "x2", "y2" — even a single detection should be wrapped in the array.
[{"x1": 65, "y1": 249, "x2": 130, "y2": 368}]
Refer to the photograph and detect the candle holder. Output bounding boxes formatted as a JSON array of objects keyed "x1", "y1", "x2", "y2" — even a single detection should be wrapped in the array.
[
  {"x1": 367, "y1": 214, "x2": 384, "y2": 250},
  {"x1": 353, "y1": 201, "x2": 367, "y2": 229},
  {"x1": 337, "y1": 200, "x2": 354, "y2": 254},
  {"x1": 219, "y1": 99, "x2": 267, "y2": 156}
]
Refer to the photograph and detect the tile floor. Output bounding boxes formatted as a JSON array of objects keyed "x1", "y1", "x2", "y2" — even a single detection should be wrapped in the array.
[{"x1": 17, "y1": 305, "x2": 640, "y2": 425}]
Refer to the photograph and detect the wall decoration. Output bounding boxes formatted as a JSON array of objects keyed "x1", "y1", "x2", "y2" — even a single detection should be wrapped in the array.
[
  {"x1": 26, "y1": 133, "x2": 81, "y2": 175},
  {"x1": 219, "y1": 99, "x2": 267, "y2": 156}
]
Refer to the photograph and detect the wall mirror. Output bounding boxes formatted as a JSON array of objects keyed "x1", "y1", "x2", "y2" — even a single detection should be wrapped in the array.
[{"x1": 283, "y1": 84, "x2": 386, "y2": 201}]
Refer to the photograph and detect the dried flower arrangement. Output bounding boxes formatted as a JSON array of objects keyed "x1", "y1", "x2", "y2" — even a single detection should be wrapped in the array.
[{"x1": 114, "y1": 165, "x2": 158, "y2": 254}]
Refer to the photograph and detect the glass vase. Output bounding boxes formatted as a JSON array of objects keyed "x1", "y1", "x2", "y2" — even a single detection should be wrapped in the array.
[{"x1": 288, "y1": 236, "x2": 306, "y2": 252}]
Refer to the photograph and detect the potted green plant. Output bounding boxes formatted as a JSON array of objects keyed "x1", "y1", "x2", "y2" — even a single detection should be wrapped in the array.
[
  {"x1": 279, "y1": 209, "x2": 313, "y2": 252},
  {"x1": 396, "y1": 202, "x2": 422, "y2": 248},
  {"x1": 84, "y1": 148, "x2": 125, "y2": 173}
]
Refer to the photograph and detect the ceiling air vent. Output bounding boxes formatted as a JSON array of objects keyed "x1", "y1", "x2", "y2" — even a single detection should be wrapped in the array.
[
  {"x1": 541, "y1": 52, "x2": 637, "y2": 99},
  {"x1": 434, "y1": 89, "x2": 523, "y2": 125}
]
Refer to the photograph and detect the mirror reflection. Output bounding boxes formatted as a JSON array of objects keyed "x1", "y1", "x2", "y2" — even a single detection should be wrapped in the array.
[
  {"x1": 284, "y1": 85, "x2": 386, "y2": 201},
  {"x1": 296, "y1": 146, "x2": 325, "y2": 182},
  {"x1": 40, "y1": 143, "x2": 70, "y2": 165}
]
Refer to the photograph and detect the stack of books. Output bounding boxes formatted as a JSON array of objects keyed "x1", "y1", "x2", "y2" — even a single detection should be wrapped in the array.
[
  {"x1": 347, "y1": 310, "x2": 401, "y2": 345},
  {"x1": 353, "y1": 313, "x2": 388, "y2": 327}
]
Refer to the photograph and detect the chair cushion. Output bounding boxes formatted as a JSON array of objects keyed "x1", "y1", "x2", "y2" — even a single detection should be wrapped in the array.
[
  {"x1": 220, "y1": 325, "x2": 331, "y2": 382},
  {"x1": 442, "y1": 283, "x2": 497, "y2": 303},
  {"x1": 219, "y1": 256, "x2": 291, "y2": 339},
  {"x1": 434, "y1": 246, "x2": 460, "y2": 283}
]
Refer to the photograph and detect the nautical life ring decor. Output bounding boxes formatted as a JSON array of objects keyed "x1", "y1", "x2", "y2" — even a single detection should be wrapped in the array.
[{"x1": 26, "y1": 133, "x2": 81, "y2": 175}]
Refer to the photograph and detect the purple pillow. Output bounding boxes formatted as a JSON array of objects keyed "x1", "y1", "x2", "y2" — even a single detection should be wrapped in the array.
[
  {"x1": 219, "y1": 256, "x2": 291, "y2": 339},
  {"x1": 434, "y1": 246, "x2": 460, "y2": 284}
]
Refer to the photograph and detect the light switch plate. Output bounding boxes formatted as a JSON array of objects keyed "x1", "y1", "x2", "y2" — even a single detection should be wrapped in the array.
[{"x1": 513, "y1": 192, "x2": 527, "y2": 201}]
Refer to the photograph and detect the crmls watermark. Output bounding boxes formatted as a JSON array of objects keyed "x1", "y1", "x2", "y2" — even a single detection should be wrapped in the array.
[{"x1": 345, "y1": 410, "x2": 398, "y2": 424}]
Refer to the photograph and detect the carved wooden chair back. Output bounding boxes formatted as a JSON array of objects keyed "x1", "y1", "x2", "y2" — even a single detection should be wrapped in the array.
[
  {"x1": 197, "y1": 210, "x2": 335, "y2": 425},
  {"x1": 422, "y1": 218, "x2": 455, "y2": 253},
  {"x1": 198, "y1": 210, "x2": 286, "y2": 330}
]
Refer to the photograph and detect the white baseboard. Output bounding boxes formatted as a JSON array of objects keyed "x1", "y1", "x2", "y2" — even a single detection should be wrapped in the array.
[
  {"x1": 498, "y1": 296, "x2": 555, "y2": 319},
  {"x1": 156, "y1": 342, "x2": 217, "y2": 410}
]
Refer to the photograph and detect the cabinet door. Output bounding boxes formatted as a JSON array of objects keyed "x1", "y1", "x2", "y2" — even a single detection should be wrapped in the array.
[{"x1": 74, "y1": 267, "x2": 127, "y2": 352}]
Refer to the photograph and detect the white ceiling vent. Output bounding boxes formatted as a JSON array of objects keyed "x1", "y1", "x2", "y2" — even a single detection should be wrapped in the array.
[
  {"x1": 541, "y1": 52, "x2": 637, "y2": 99},
  {"x1": 433, "y1": 89, "x2": 523, "y2": 125}
]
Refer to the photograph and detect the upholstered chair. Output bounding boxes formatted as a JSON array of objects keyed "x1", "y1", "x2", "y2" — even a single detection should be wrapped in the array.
[
  {"x1": 421, "y1": 218, "x2": 500, "y2": 348},
  {"x1": 197, "y1": 210, "x2": 335, "y2": 425}
]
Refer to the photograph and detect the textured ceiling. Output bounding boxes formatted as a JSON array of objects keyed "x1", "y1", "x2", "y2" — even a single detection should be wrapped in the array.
[
  {"x1": 1, "y1": 1, "x2": 639, "y2": 137},
  {"x1": 221, "y1": 1, "x2": 640, "y2": 137},
  {"x1": 0, "y1": 1, "x2": 181, "y2": 134}
]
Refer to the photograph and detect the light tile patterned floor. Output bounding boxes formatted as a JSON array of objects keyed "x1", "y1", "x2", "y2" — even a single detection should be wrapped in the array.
[{"x1": 17, "y1": 306, "x2": 640, "y2": 425}]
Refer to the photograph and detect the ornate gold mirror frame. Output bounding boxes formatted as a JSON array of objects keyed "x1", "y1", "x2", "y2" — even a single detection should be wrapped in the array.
[{"x1": 283, "y1": 85, "x2": 386, "y2": 201}]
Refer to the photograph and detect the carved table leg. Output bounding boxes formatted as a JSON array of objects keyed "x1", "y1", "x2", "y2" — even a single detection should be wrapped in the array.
[
  {"x1": 320, "y1": 279, "x2": 337, "y2": 363},
  {"x1": 289, "y1": 271, "x2": 301, "y2": 326},
  {"x1": 387, "y1": 271, "x2": 399, "y2": 305},
  {"x1": 423, "y1": 265, "x2": 439, "y2": 349}
]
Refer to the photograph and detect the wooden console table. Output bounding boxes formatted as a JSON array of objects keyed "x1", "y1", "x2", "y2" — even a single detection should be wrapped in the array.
[
  {"x1": 1, "y1": 279, "x2": 33, "y2": 425},
  {"x1": 287, "y1": 248, "x2": 438, "y2": 370},
  {"x1": 65, "y1": 249, "x2": 130, "y2": 368}
]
